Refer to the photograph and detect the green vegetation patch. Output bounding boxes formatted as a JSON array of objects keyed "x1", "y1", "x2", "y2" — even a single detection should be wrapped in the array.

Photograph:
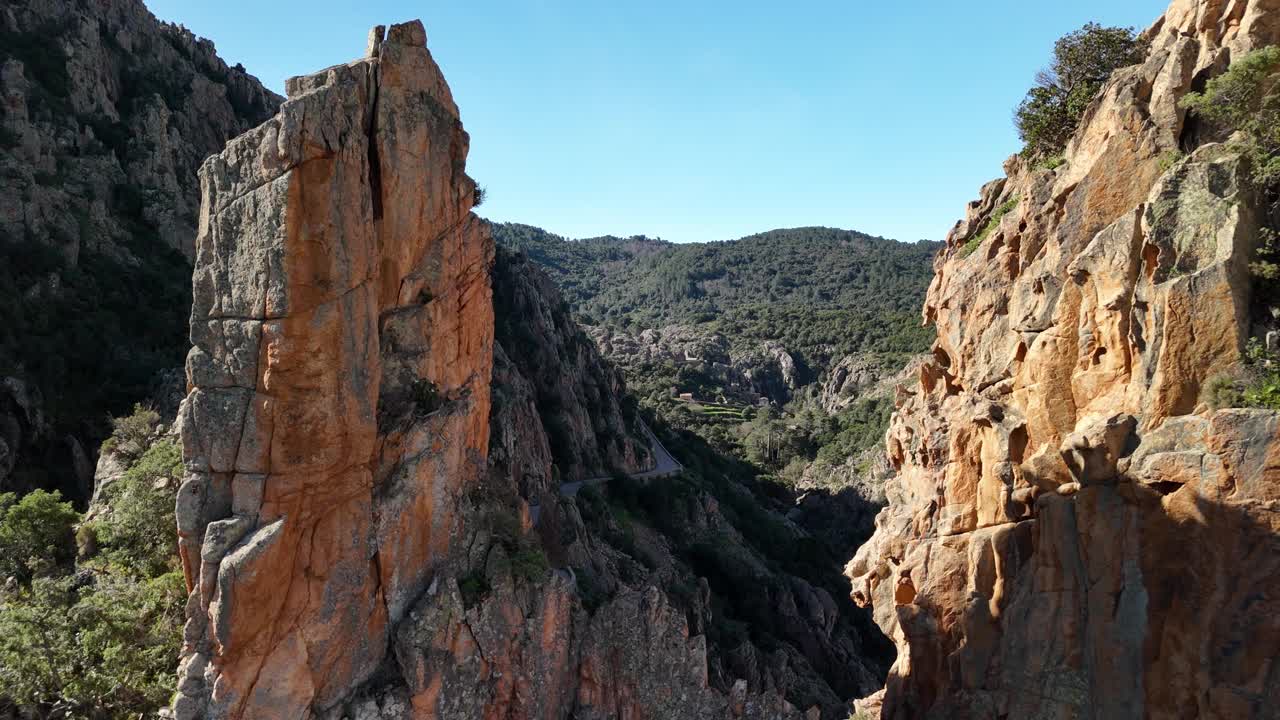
[
  {"x1": 0, "y1": 410, "x2": 185, "y2": 717},
  {"x1": 1181, "y1": 45, "x2": 1280, "y2": 186},
  {"x1": 1015, "y1": 23, "x2": 1148, "y2": 159},
  {"x1": 1181, "y1": 47, "x2": 1280, "y2": 321},
  {"x1": 1203, "y1": 339, "x2": 1280, "y2": 410},
  {"x1": 491, "y1": 223, "x2": 942, "y2": 367},
  {"x1": 961, "y1": 196, "x2": 1019, "y2": 258}
]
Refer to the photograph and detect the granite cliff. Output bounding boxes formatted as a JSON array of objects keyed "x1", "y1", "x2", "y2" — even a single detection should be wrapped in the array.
[{"x1": 847, "y1": 0, "x2": 1280, "y2": 717}]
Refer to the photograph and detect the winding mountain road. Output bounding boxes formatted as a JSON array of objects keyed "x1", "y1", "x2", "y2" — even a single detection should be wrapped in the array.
[
  {"x1": 528, "y1": 423, "x2": 683, "y2": 525},
  {"x1": 560, "y1": 422, "x2": 684, "y2": 497}
]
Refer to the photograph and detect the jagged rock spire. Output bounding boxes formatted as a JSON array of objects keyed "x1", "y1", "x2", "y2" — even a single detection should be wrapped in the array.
[{"x1": 174, "y1": 20, "x2": 493, "y2": 718}]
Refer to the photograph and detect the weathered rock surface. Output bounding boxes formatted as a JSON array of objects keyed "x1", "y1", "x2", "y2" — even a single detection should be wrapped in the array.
[
  {"x1": 847, "y1": 1, "x2": 1280, "y2": 717},
  {"x1": 817, "y1": 354, "x2": 882, "y2": 414},
  {"x1": 175, "y1": 21, "x2": 493, "y2": 718},
  {"x1": 0, "y1": 0, "x2": 278, "y2": 259},
  {"x1": 589, "y1": 324, "x2": 813, "y2": 405},
  {"x1": 175, "y1": 22, "x2": 831, "y2": 720}
]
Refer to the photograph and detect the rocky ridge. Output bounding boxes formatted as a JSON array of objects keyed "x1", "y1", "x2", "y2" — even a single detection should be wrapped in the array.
[
  {"x1": 590, "y1": 324, "x2": 815, "y2": 406},
  {"x1": 847, "y1": 1, "x2": 1280, "y2": 717},
  {"x1": 492, "y1": 247, "x2": 653, "y2": 490}
]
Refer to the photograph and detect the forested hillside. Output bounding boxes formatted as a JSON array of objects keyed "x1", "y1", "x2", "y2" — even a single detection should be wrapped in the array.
[
  {"x1": 0, "y1": 0, "x2": 280, "y2": 499},
  {"x1": 492, "y1": 221, "x2": 942, "y2": 541},
  {"x1": 491, "y1": 223, "x2": 940, "y2": 365}
]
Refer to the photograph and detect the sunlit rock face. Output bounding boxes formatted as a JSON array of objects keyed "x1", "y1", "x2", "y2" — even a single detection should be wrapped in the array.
[
  {"x1": 847, "y1": 0, "x2": 1280, "y2": 718},
  {"x1": 173, "y1": 20, "x2": 817, "y2": 720},
  {"x1": 174, "y1": 21, "x2": 494, "y2": 718}
]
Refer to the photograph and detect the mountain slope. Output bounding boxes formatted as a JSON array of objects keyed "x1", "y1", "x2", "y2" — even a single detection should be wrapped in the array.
[
  {"x1": 0, "y1": 0, "x2": 280, "y2": 500},
  {"x1": 167, "y1": 22, "x2": 892, "y2": 720},
  {"x1": 492, "y1": 223, "x2": 940, "y2": 367}
]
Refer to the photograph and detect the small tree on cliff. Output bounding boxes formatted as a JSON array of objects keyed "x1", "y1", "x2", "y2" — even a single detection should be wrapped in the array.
[{"x1": 1015, "y1": 23, "x2": 1148, "y2": 159}]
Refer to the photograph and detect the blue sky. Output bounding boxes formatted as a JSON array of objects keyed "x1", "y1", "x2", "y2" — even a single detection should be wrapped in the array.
[{"x1": 148, "y1": 0, "x2": 1168, "y2": 243}]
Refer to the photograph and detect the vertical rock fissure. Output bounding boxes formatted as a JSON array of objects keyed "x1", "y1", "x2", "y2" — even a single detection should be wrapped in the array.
[
  {"x1": 366, "y1": 67, "x2": 384, "y2": 222},
  {"x1": 176, "y1": 20, "x2": 497, "y2": 719}
]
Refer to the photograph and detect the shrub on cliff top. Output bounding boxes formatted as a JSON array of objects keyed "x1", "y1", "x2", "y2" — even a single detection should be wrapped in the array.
[
  {"x1": 960, "y1": 196, "x2": 1019, "y2": 258},
  {"x1": 100, "y1": 403, "x2": 160, "y2": 458},
  {"x1": 1015, "y1": 23, "x2": 1148, "y2": 159},
  {"x1": 0, "y1": 430, "x2": 184, "y2": 717}
]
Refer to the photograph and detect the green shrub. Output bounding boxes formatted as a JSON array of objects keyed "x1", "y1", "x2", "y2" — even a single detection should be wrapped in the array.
[
  {"x1": 572, "y1": 566, "x2": 609, "y2": 613},
  {"x1": 1015, "y1": 23, "x2": 1148, "y2": 159},
  {"x1": 0, "y1": 438, "x2": 183, "y2": 717},
  {"x1": 1204, "y1": 339, "x2": 1280, "y2": 410},
  {"x1": 1202, "y1": 372, "x2": 1245, "y2": 410},
  {"x1": 95, "y1": 439, "x2": 183, "y2": 577},
  {"x1": 1241, "y1": 338, "x2": 1280, "y2": 409},
  {"x1": 1180, "y1": 46, "x2": 1280, "y2": 186},
  {"x1": 483, "y1": 508, "x2": 549, "y2": 585},
  {"x1": 0, "y1": 489, "x2": 79, "y2": 583},
  {"x1": 961, "y1": 197, "x2": 1019, "y2": 258},
  {"x1": 1253, "y1": 228, "x2": 1280, "y2": 282},
  {"x1": 102, "y1": 403, "x2": 161, "y2": 459},
  {"x1": 510, "y1": 545, "x2": 549, "y2": 582},
  {"x1": 1157, "y1": 150, "x2": 1185, "y2": 173},
  {"x1": 1036, "y1": 154, "x2": 1067, "y2": 171},
  {"x1": 410, "y1": 378, "x2": 441, "y2": 416},
  {"x1": 459, "y1": 570, "x2": 490, "y2": 608},
  {"x1": 0, "y1": 571, "x2": 185, "y2": 718},
  {"x1": 487, "y1": 508, "x2": 522, "y2": 548}
]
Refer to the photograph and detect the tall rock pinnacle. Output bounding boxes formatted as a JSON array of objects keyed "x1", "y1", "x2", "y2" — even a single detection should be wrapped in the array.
[
  {"x1": 847, "y1": 0, "x2": 1280, "y2": 717},
  {"x1": 174, "y1": 21, "x2": 494, "y2": 718}
]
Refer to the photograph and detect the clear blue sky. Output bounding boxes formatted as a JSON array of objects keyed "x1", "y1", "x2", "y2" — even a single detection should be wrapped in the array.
[{"x1": 148, "y1": 0, "x2": 1168, "y2": 243}]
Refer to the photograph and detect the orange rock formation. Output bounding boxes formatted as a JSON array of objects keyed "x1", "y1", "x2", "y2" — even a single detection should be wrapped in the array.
[
  {"x1": 175, "y1": 22, "x2": 493, "y2": 718},
  {"x1": 847, "y1": 1, "x2": 1280, "y2": 717},
  {"x1": 173, "y1": 21, "x2": 809, "y2": 720}
]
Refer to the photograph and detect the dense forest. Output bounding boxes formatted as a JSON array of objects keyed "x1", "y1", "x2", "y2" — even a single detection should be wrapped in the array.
[{"x1": 491, "y1": 223, "x2": 941, "y2": 366}]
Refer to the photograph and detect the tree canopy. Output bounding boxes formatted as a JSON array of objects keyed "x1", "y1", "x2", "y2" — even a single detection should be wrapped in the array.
[{"x1": 1015, "y1": 23, "x2": 1148, "y2": 159}]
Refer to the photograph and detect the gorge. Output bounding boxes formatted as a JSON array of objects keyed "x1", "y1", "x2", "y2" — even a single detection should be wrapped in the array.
[{"x1": 0, "y1": 0, "x2": 1278, "y2": 718}]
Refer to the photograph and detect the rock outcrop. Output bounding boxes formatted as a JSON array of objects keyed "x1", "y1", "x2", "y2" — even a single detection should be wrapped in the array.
[
  {"x1": 0, "y1": 0, "x2": 278, "y2": 259},
  {"x1": 590, "y1": 324, "x2": 810, "y2": 405},
  {"x1": 175, "y1": 21, "x2": 493, "y2": 718},
  {"x1": 817, "y1": 355, "x2": 882, "y2": 414},
  {"x1": 175, "y1": 21, "x2": 841, "y2": 720},
  {"x1": 847, "y1": 1, "x2": 1280, "y2": 718}
]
